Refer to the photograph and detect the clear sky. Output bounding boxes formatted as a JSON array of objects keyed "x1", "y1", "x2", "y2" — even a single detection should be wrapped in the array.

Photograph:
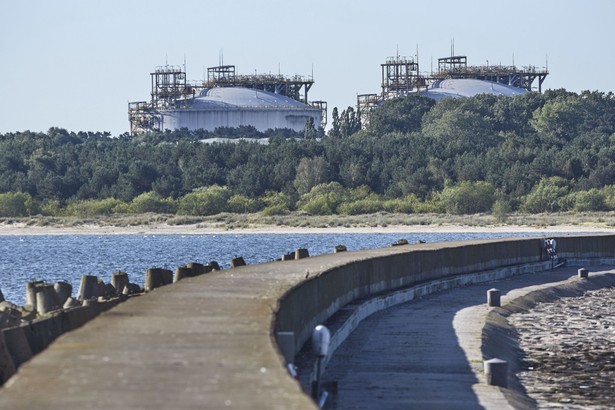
[{"x1": 1, "y1": 0, "x2": 614, "y2": 136}]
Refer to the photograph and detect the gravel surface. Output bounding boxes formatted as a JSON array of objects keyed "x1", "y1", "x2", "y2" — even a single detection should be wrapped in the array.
[{"x1": 509, "y1": 287, "x2": 615, "y2": 409}]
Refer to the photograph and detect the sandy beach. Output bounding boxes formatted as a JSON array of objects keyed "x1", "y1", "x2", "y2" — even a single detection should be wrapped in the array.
[{"x1": 0, "y1": 221, "x2": 612, "y2": 236}]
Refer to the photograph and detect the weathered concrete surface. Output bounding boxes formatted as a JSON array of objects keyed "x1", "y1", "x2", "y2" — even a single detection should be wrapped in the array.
[{"x1": 322, "y1": 266, "x2": 615, "y2": 409}]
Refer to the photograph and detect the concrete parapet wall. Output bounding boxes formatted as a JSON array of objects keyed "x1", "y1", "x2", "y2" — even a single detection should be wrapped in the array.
[{"x1": 274, "y1": 234, "x2": 615, "y2": 360}]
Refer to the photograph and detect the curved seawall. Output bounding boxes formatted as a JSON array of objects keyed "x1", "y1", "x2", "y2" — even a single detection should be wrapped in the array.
[{"x1": 0, "y1": 234, "x2": 613, "y2": 409}]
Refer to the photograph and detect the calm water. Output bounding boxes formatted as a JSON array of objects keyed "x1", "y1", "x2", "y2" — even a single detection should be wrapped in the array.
[{"x1": 0, "y1": 231, "x2": 573, "y2": 305}]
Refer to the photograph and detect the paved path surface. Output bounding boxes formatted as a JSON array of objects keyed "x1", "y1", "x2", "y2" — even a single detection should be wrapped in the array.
[
  {"x1": 323, "y1": 266, "x2": 615, "y2": 410},
  {"x1": 0, "y1": 255, "x2": 338, "y2": 410}
]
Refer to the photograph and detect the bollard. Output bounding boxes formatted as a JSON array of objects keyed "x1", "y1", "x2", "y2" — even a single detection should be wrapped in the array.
[
  {"x1": 54, "y1": 281, "x2": 72, "y2": 307},
  {"x1": 77, "y1": 275, "x2": 99, "y2": 300},
  {"x1": 295, "y1": 248, "x2": 309, "y2": 260},
  {"x1": 334, "y1": 245, "x2": 347, "y2": 253},
  {"x1": 174, "y1": 266, "x2": 192, "y2": 283},
  {"x1": 230, "y1": 256, "x2": 246, "y2": 268},
  {"x1": 487, "y1": 288, "x2": 501, "y2": 307},
  {"x1": 578, "y1": 268, "x2": 589, "y2": 279},
  {"x1": 111, "y1": 272, "x2": 129, "y2": 295},
  {"x1": 484, "y1": 358, "x2": 508, "y2": 387},
  {"x1": 36, "y1": 284, "x2": 60, "y2": 315}
]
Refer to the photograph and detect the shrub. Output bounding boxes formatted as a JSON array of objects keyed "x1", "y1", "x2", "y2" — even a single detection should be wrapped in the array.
[
  {"x1": 297, "y1": 182, "x2": 346, "y2": 215},
  {"x1": 0, "y1": 192, "x2": 38, "y2": 217},
  {"x1": 522, "y1": 177, "x2": 570, "y2": 213},
  {"x1": 439, "y1": 181, "x2": 495, "y2": 215},
  {"x1": 129, "y1": 192, "x2": 177, "y2": 214},
  {"x1": 177, "y1": 185, "x2": 230, "y2": 216},
  {"x1": 564, "y1": 189, "x2": 607, "y2": 212},
  {"x1": 227, "y1": 194, "x2": 263, "y2": 213},
  {"x1": 65, "y1": 198, "x2": 126, "y2": 217},
  {"x1": 338, "y1": 194, "x2": 384, "y2": 215}
]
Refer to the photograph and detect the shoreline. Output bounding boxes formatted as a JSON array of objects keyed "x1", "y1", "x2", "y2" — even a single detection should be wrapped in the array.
[{"x1": 0, "y1": 221, "x2": 612, "y2": 236}]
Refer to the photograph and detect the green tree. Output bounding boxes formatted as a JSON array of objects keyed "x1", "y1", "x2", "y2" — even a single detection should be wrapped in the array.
[{"x1": 293, "y1": 156, "x2": 330, "y2": 195}]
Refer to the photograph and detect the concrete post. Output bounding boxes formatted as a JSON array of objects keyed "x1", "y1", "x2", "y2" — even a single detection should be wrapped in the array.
[
  {"x1": 111, "y1": 272, "x2": 129, "y2": 295},
  {"x1": 174, "y1": 266, "x2": 192, "y2": 283},
  {"x1": 578, "y1": 268, "x2": 589, "y2": 278},
  {"x1": 36, "y1": 284, "x2": 60, "y2": 315},
  {"x1": 54, "y1": 281, "x2": 72, "y2": 306},
  {"x1": 487, "y1": 288, "x2": 501, "y2": 307},
  {"x1": 230, "y1": 256, "x2": 246, "y2": 268},
  {"x1": 334, "y1": 245, "x2": 347, "y2": 253},
  {"x1": 77, "y1": 275, "x2": 99, "y2": 300},
  {"x1": 295, "y1": 248, "x2": 309, "y2": 260},
  {"x1": 484, "y1": 358, "x2": 508, "y2": 387}
]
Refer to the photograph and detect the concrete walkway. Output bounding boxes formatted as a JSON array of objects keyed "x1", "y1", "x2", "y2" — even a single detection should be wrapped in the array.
[
  {"x1": 0, "y1": 255, "x2": 337, "y2": 410},
  {"x1": 322, "y1": 266, "x2": 615, "y2": 409}
]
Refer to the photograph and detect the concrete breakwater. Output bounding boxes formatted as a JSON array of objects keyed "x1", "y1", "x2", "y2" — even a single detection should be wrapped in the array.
[
  {"x1": 0, "y1": 261, "x2": 222, "y2": 384},
  {"x1": 0, "y1": 235, "x2": 614, "y2": 408}
]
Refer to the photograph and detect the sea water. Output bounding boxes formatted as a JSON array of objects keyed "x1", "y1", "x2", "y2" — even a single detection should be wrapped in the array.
[{"x1": 0, "y1": 231, "x2": 571, "y2": 305}]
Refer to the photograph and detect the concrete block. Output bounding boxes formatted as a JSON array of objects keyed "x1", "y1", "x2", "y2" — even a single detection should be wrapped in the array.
[
  {"x1": 487, "y1": 288, "x2": 501, "y2": 307},
  {"x1": 26, "y1": 281, "x2": 45, "y2": 308},
  {"x1": 208, "y1": 261, "x2": 220, "y2": 271},
  {"x1": 276, "y1": 331, "x2": 295, "y2": 363},
  {"x1": 578, "y1": 268, "x2": 589, "y2": 278},
  {"x1": 27, "y1": 314, "x2": 64, "y2": 355},
  {"x1": 111, "y1": 272, "x2": 129, "y2": 295},
  {"x1": 186, "y1": 262, "x2": 205, "y2": 275},
  {"x1": 281, "y1": 253, "x2": 295, "y2": 261},
  {"x1": 174, "y1": 266, "x2": 192, "y2": 283},
  {"x1": 295, "y1": 249, "x2": 309, "y2": 260},
  {"x1": 36, "y1": 284, "x2": 60, "y2": 315},
  {"x1": 54, "y1": 281, "x2": 72, "y2": 306},
  {"x1": 77, "y1": 275, "x2": 99, "y2": 300},
  {"x1": 484, "y1": 358, "x2": 508, "y2": 387},
  {"x1": 0, "y1": 331, "x2": 16, "y2": 384},
  {"x1": 145, "y1": 268, "x2": 173, "y2": 291},
  {"x1": 230, "y1": 256, "x2": 246, "y2": 268},
  {"x1": 2, "y1": 325, "x2": 32, "y2": 369}
]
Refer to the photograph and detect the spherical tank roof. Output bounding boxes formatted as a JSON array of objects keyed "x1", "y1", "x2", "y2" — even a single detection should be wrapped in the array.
[
  {"x1": 421, "y1": 79, "x2": 526, "y2": 100},
  {"x1": 192, "y1": 87, "x2": 313, "y2": 109}
]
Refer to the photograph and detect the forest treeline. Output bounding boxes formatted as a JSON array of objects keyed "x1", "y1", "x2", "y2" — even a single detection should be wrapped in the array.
[{"x1": 1, "y1": 88, "x2": 615, "y2": 218}]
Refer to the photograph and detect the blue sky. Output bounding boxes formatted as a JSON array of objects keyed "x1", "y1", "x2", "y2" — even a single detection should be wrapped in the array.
[{"x1": 1, "y1": 0, "x2": 614, "y2": 136}]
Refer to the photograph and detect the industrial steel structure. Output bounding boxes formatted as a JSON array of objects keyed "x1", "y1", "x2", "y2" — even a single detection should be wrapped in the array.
[
  {"x1": 129, "y1": 64, "x2": 325, "y2": 134},
  {"x1": 358, "y1": 51, "x2": 549, "y2": 127}
]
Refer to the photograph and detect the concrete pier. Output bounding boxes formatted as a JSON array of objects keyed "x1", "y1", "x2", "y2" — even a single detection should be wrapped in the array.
[{"x1": 0, "y1": 235, "x2": 613, "y2": 409}]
